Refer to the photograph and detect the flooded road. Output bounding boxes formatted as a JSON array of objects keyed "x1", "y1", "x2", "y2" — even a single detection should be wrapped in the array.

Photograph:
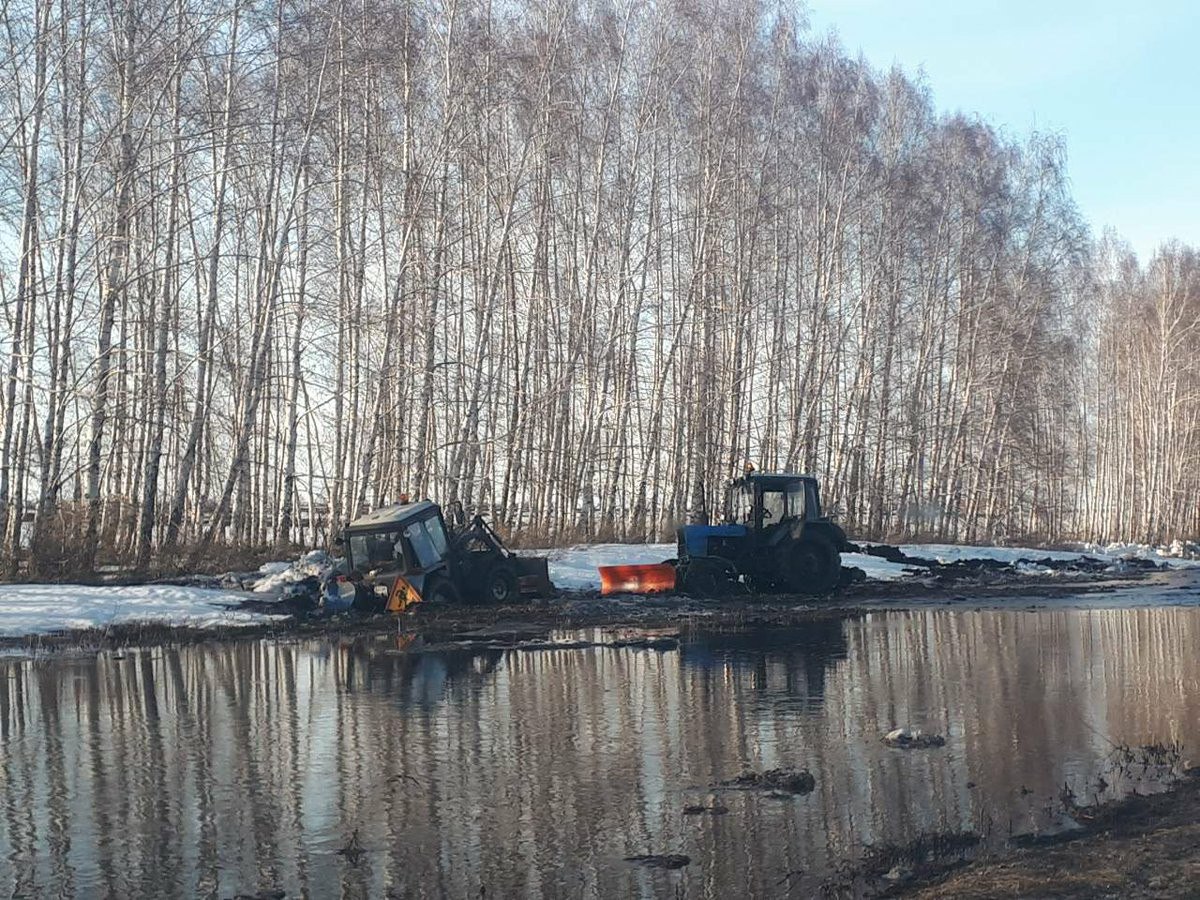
[{"x1": 3, "y1": 602, "x2": 1199, "y2": 898}]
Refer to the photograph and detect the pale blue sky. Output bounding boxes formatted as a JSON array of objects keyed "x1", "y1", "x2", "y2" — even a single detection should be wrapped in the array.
[{"x1": 804, "y1": 0, "x2": 1199, "y2": 261}]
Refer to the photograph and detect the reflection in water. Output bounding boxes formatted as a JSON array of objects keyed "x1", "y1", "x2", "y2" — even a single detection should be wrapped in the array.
[
  {"x1": 2, "y1": 608, "x2": 1198, "y2": 898},
  {"x1": 679, "y1": 617, "x2": 849, "y2": 706}
]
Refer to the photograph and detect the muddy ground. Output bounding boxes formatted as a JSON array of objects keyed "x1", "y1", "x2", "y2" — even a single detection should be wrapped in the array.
[
  {"x1": 895, "y1": 769, "x2": 1200, "y2": 899},
  {"x1": 0, "y1": 550, "x2": 1171, "y2": 654}
]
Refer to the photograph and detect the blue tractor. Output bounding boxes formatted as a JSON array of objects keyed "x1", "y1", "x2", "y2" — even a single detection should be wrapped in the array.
[{"x1": 676, "y1": 473, "x2": 851, "y2": 595}]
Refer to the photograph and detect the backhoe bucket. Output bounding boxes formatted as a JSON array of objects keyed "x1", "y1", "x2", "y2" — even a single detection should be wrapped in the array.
[
  {"x1": 516, "y1": 556, "x2": 554, "y2": 597},
  {"x1": 599, "y1": 563, "x2": 677, "y2": 596}
]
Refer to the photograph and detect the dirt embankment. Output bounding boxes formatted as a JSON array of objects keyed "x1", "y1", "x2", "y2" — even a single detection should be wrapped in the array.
[{"x1": 899, "y1": 769, "x2": 1200, "y2": 899}]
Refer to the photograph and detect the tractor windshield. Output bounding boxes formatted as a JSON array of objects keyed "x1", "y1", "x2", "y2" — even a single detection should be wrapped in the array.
[
  {"x1": 762, "y1": 481, "x2": 806, "y2": 523},
  {"x1": 762, "y1": 490, "x2": 786, "y2": 522}
]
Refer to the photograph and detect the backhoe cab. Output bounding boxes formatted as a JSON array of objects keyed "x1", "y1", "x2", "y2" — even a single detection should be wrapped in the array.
[{"x1": 339, "y1": 500, "x2": 552, "y2": 611}]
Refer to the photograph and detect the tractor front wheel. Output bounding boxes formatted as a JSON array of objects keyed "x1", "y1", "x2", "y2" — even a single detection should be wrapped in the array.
[
  {"x1": 681, "y1": 558, "x2": 735, "y2": 597},
  {"x1": 779, "y1": 535, "x2": 841, "y2": 595}
]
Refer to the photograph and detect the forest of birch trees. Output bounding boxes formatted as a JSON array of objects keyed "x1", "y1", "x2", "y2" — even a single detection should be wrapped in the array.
[{"x1": 1, "y1": 0, "x2": 1198, "y2": 571}]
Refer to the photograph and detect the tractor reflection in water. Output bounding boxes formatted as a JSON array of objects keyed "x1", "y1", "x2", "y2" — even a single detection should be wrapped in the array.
[
  {"x1": 680, "y1": 620, "x2": 850, "y2": 706},
  {"x1": 332, "y1": 634, "x2": 505, "y2": 706}
]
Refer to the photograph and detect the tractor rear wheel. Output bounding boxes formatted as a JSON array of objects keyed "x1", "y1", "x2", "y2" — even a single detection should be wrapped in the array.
[
  {"x1": 483, "y1": 562, "x2": 521, "y2": 604},
  {"x1": 779, "y1": 534, "x2": 841, "y2": 595}
]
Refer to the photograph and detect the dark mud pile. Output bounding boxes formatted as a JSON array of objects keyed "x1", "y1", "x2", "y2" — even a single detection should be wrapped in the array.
[
  {"x1": 719, "y1": 768, "x2": 817, "y2": 795},
  {"x1": 902, "y1": 768, "x2": 1200, "y2": 899},
  {"x1": 848, "y1": 542, "x2": 1164, "y2": 584}
]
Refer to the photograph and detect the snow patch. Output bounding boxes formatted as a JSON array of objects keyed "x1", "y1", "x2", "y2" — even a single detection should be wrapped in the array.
[
  {"x1": 1076, "y1": 541, "x2": 1200, "y2": 568},
  {"x1": 842, "y1": 552, "x2": 913, "y2": 582},
  {"x1": 884, "y1": 540, "x2": 1200, "y2": 571},
  {"x1": 532, "y1": 543, "x2": 914, "y2": 590},
  {"x1": 0, "y1": 584, "x2": 282, "y2": 637},
  {"x1": 252, "y1": 550, "x2": 338, "y2": 594},
  {"x1": 536, "y1": 543, "x2": 676, "y2": 591},
  {"x1": 896, "y1": 543, "x2": 1087, "y2": 565},
  {"x1": 532, "y1": 538, "x2": 1200, "y2": 593}
]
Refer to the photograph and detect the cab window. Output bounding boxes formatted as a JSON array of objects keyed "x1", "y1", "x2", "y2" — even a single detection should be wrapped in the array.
[
  {"x1": 761, "y1": 490, "x2": 786, "y2": 522},
  {"x1": 762, "y1": 483, "x2": 805, "y2": 523},
  {"x1": 734, "y1": 484, "x2": 755, "y2": 523},
  {"x1": 424, "y1": 516, "x2": 449, "y2": 558},
  {"x1": 349, "y1": 529, "x2": 405, "y2": 569},
  {"x1": 786, "y1": 481, "x2": 806, "y2": 519},
  {"x1": 404, "y1": 520, "x2": 441, "y2": 569}
]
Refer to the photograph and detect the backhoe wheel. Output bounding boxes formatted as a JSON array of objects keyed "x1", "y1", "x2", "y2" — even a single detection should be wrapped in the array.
[
  {"x1": 425, "y1": 579, "x2": 461, "y2": 606},
  {"x1": 483, "y1": 562, "x2": 520, "y2": 604},
  {"x1": 779, "y1": 534, "x2": 841, "y2": 595}
]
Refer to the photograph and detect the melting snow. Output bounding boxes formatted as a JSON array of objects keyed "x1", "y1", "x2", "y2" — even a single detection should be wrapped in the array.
[
  {"x1": 538, "y1": 543, "x2": 677, "y2": 591},
  {"x1": 0, "y1": 584, "x2": 281, "y2": 637},
  {"x1": 1077, "y1": 541, "x2": 1200, "y2": 568},
  {"x1": 897, "y1": 544, "x2": 1088, "y2": 565},
  {"x1": 252, "y1": 549, "x2": 338, "y2": 593}
]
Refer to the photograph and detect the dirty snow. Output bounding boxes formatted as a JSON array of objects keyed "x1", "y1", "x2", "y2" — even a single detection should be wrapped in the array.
[
  {"x1": 0, "y1": 585, "x2": 281, "y2": 637},
  {"x1": 252, "y1": 549, "x2": 338, "y2": 594},
  {"x1": 842, "y1": 552, "x2": 914, "y2": 581},
  {"x1": 247, "y1": 539, "x2": 1199, "y2": 599},
  {"x1": 4, "y1": 539, "x2": 1193, "y2": 639},
  {"x1": 900, "y1": 541, "x2": 1200, "y2": 569},
  {"x1": 246, "y1": 541, "x2": 915, "y2": 595},
  {"x1": 897, "y1": 543, "x2": 1089, "y2": 565},
  {"x1": 538, "y1": 543, "x2": 676, "y2": 591},
  {"x1": 1075, "y1": 541, "x2": 1200, "y2": 568}
]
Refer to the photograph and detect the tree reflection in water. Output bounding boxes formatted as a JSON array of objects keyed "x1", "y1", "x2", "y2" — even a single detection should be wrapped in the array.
[{"x1": 1, "y1": 607, "x2": 1198, "y2": 898}]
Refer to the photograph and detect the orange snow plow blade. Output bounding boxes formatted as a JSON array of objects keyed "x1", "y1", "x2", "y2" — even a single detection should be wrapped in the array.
[{"x1": 599, "y1": 563, "x2": 677, "y2": 596}]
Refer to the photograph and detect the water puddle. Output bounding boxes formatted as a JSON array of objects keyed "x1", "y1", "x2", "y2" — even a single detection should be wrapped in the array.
[{"x1": 2, "y1": 606, "x2": 1198, "y2": 896}]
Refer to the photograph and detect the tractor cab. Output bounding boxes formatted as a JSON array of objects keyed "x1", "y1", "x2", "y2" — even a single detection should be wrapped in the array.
[
  {"x1": 673, "y1": 472, "x2": 850, "y2": 595},
  {"x1": 727, "y1": 473, "x2": 822, "y2": 532},
  {"x1": 678, "y1": 474, "x2": 826, "y2": 560}
]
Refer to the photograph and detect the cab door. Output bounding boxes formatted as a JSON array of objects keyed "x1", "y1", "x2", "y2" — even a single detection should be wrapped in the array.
[
  {"x1": 385, "y1": 514, "x2": 453, "y2": 611},
  {"x1": 758, "y1": 480, "x2": 806, "y2": 545},
  {"x1": 357, "y1": 528, "x2": 411, "y2": 609}
]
